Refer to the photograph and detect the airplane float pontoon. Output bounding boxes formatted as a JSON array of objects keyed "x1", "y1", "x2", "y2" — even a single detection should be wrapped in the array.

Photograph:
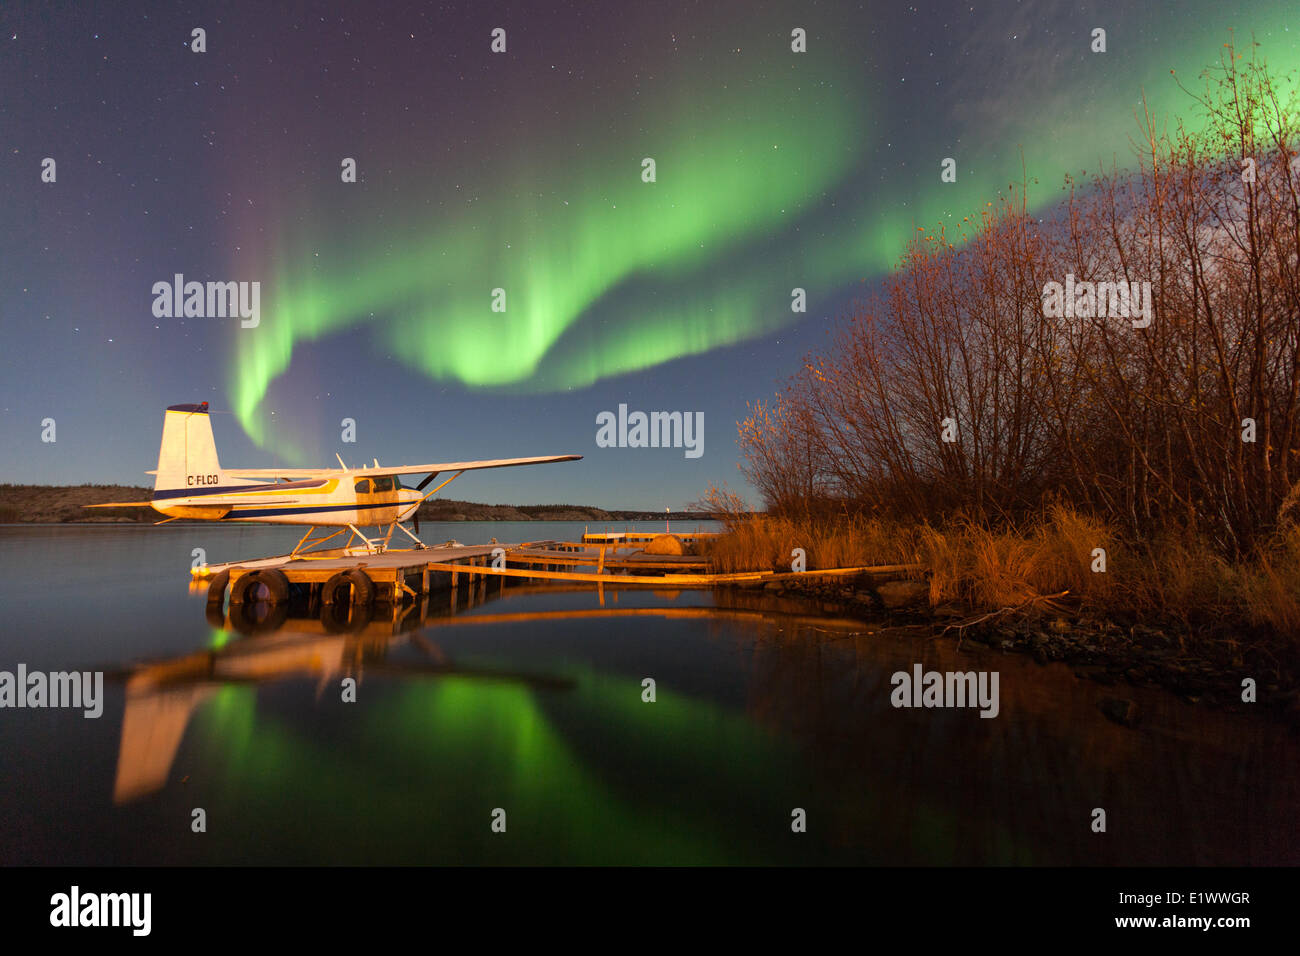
[{"x1": 90, "y1": 403, "x2": 581, "y2": 556}]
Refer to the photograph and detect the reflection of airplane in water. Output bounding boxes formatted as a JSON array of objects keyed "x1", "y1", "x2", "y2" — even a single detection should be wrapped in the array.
[
  {"x1": 112, "y1": 584, "x2": 872, "y2": 805},
  {"x1": 110, "y1": 585, "x2": 574, "y2": 804}
]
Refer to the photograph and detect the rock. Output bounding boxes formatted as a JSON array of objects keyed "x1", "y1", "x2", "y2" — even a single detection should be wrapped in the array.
[
  {"x1": 1098, "y1": 696, "x2": 1140, "y2": 727},
  {"x1": 874, "y1": 580, "x2": 929, "y2": 609}
]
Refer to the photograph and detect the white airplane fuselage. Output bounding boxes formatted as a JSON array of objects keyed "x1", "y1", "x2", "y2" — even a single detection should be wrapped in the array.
[{"x1": 151, "y1": 474, "x2": 425, "y2": 526}]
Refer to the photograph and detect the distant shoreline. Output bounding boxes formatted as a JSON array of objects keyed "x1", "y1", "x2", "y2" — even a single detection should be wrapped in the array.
[{"x1": 0, "y1": 484, "x2": 713, "y2": 525}]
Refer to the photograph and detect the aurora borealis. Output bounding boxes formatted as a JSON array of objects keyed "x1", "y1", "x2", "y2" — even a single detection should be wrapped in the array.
[
  {"x1": 233, "y1": 60, "x2": 864, "y2": 444},
  {"x1": 4, "y1": 1, "x2": 1300, "y2": 506}
]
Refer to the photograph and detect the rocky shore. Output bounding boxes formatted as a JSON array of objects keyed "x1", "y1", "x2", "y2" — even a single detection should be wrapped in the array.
[{"x1": 754, "y1": 574, "x2": 1300, "y2": 724}]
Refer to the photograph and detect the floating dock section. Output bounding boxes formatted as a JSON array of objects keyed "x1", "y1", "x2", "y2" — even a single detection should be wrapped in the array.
[{"x1": 581, "y1": 530, "x2": 719, "y2": 546}]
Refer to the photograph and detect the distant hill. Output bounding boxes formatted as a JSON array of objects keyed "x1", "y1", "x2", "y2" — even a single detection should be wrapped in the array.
[
  {"x1": 0, "y1": 484, "x2": 154, "y2": 523},
  {"x1": 0, "y1": 485, "x2": 713, "y2": 524}
]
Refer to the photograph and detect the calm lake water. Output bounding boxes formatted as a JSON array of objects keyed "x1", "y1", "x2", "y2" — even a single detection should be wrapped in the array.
[{"x1": 0, "y1": 523, "x2": 1296, "y2": 865}]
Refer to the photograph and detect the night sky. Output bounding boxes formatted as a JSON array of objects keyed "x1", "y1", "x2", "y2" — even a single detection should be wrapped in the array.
[{"x1": 3, "y1": 1, "x2": 1297, "y2": 508}]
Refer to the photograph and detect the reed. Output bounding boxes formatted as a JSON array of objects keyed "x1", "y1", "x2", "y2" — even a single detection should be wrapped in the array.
[
  {"x1": 699, "y1": 513, "x2": 916, "y2": 574},
  {"x1": 706, "y1": 506, "x2": 1299, "y2": 643}
]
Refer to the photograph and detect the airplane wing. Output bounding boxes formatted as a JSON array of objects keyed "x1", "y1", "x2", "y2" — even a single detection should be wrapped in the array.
[{"x1": 226, "y1": 454, "x2": 582, "y2": 480}]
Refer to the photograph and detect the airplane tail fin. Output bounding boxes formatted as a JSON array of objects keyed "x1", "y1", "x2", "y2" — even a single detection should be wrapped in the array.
[{"x1": 154, "y1": 403, "x2": 222, "y2": 493}]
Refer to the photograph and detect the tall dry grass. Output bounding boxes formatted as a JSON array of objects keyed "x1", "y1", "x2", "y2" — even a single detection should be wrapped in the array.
[
  {"x1": 699, "y1": 514, "x2": 919, "y2": 574},
  {"x1": 707, "y1": 504, "x2": 1299, "y2": 644},
  {"x1": 1239, "y1": 528, "x2": 1300, "y2": 636},
  {"x1": 917, "y1": 506, "x2": 1111, "y2": 610}
]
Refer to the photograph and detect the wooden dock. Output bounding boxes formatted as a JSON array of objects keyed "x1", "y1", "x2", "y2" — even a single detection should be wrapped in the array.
[
  {"x1": 198, "y1": 543, "x2": 507, "y2": 605},
  {"x1": 193, "y1": 538, "x2": 921, "y2": 607},
  {"x1": 508, "y1": 543, "x2": 708, "y2": 572}
]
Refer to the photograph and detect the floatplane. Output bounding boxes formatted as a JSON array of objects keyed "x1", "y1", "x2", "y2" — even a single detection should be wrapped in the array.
[{"x1": 89, "y1": 403, "x2": 581, "y2": 556}]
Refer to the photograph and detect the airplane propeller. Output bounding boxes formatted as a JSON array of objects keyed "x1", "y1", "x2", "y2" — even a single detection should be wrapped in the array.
[{"x1": 411, "y1": 472, "x2": 442, "y2": 533}]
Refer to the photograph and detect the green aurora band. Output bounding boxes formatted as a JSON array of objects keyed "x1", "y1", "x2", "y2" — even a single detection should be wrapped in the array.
[{"x1": 230, "y1": 12, "x2": 1300, "y2": 453}]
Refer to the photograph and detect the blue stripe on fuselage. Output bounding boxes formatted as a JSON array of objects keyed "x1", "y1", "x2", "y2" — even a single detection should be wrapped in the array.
[{"x1": 153, "y1": 480, "x2": 327, "y2": 500}]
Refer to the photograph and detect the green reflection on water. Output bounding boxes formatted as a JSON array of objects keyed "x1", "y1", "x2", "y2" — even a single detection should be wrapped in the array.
[
  {"x1": 184, "y1": 651, "x2": 1034, "y2": 864},
  {"x1": 189, "y1": 669, "x2": 802, "y2": 863}
]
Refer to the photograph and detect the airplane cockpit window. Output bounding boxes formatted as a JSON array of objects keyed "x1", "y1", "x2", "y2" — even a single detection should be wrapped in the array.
[{"x1": 356, "y1": 476, "x2": 398, "y2": 493}]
